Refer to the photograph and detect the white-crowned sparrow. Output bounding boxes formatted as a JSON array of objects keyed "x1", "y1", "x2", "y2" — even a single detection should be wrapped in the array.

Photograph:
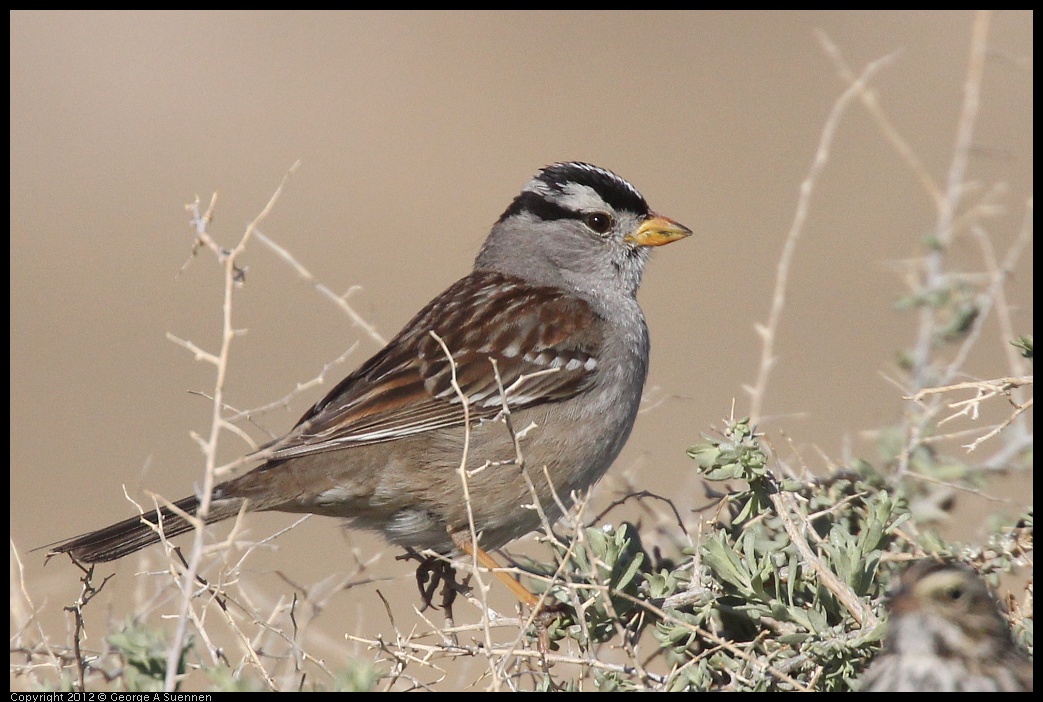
[
  {"x1": 48, "y1": 162, "x2": 690, "y2": 602},
  {"x1": 859, "y1": 560, "x2": 1033, "y2": 692}
]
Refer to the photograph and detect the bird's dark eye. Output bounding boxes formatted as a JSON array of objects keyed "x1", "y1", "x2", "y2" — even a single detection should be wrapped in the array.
[
  {"x1": 943, "y1": 585, "x2": 965, "y2": 602},
  {"x1": 584, "y1": 211, "x2": 613, "y2": 234}
]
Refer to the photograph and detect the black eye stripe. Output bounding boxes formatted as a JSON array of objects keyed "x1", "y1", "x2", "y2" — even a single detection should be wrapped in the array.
[{"x1": 497, "y1": 190, "x2": 582, "y2": 223}]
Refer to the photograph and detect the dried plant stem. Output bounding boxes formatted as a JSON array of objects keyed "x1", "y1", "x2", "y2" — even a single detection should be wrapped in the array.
[
  {"x1": 167, "y1": 164, "x2": 297, "y2": 691},
  {"x1": 746, "y1": 52, "x2": 895, "y2": 423}
]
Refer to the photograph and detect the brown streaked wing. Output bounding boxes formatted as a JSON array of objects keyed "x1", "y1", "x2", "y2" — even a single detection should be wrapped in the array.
[{"x1": 264, "y1": 271, "x2": 604, "y2": 460}]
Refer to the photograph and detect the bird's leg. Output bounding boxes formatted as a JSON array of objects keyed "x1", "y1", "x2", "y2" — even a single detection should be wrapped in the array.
[{"x1": 450, "y1": 531, "x2": 540, "y2": 608}]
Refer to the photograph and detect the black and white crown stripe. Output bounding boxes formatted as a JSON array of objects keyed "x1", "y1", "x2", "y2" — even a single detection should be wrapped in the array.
[{"x1": 498, "y1": 162, "x2": 650, "y2": 224}]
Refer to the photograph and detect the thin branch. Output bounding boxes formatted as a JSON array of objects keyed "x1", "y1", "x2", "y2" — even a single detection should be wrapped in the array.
[
  {"x1": 254, "y1": 228, "x2": 386, "y2": 347},
  {"x1": 909, "y1": 10, "x2": 992, "y2": 392},
  {"x1": 166, "y1": 164, "x2": 297, "y2": 691},
  {"x1": 746, "y1": 52, "x2": 896, "y2": 423}
]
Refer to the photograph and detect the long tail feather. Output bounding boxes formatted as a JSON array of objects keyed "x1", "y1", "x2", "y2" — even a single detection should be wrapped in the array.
[{"x1": 45, "y1": 496, "x2": 242, "y2": 563}]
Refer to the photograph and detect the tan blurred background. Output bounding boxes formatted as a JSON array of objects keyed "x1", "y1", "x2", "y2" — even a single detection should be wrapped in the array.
[{"x1": 11, "y1": 11, "x2": 1031, "y2": 690}]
